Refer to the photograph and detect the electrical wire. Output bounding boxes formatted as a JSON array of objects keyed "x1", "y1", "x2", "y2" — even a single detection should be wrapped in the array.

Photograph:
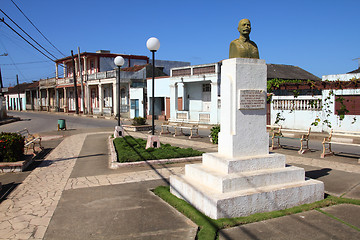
[
  {"x1": 0, "y1": 60, "x2": 51, "y2": 66},
  {"x1": 0, "y1": 9, "x2": 59, "y2": 60},
  {"x1": 0, "y1": 18, "x2": 55, "y2": 62},
  {"x1": 0, "y1": 37, "x2": 27, "y2": 81},
  {"x1": 10, "y1": 0, "x2": 66, "y2": 57}
]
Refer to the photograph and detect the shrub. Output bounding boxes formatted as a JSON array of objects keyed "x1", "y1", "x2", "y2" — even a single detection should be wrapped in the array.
[
  {"x1": 0, "y1": 132, "x2": 25, "y2": 162},
  {"x1": 209, "y1": 125, "x2": 220, "y2": 144},
  {"x1": 132, "y1": 117, "x2": 147, "y2": 126}
]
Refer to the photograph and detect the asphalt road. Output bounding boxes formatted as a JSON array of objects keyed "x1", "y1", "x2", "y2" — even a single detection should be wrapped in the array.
[
  {"x1": 2, "y1": 110, "x2": 359, "y2": 156},
  {"x1": 2, "y1": 111, "x2": 118, "y2": 133}
]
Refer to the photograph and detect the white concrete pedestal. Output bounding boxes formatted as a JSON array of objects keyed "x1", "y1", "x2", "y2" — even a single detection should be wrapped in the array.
[
  {"x1": 114, "y1": 126, "x2": 124, "y2": 138},
  {"x1": 146, "y1": 135, "x2": 160, "y2": 149},
  {"x1": 170, "y1": 58, "x2": 324, "y2": 219}
]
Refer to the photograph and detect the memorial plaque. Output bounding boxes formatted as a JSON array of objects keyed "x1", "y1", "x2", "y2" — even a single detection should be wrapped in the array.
[{"x1": 238, "y1": 89, "x2": 266, "y2": 110}]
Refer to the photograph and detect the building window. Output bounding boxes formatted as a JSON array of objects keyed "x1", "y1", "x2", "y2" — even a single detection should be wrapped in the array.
[
  {"x1": 202, "y1": 84, "x2": 211, "y2": 92},
  {"x1": 89, "y1": 59, "x2": 96, "y2": 74}
]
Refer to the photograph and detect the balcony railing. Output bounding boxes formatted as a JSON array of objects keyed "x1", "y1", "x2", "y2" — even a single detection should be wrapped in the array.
[
  {"x1": 39, "y1": 78, "x2": 56, "y2": 87},
  {"x1": 57, "y1": 77, "x2": 74, "y2": 85},
  {"x1": 88, "y1": 70, "x2": 116, "y2": 81}
]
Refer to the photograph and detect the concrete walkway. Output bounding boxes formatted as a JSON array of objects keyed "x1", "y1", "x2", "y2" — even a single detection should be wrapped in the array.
[{"x1": 0, "y1": 130, "x2": 359, "y2": 239}]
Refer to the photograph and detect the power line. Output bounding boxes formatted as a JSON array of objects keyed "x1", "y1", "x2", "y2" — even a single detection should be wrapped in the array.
[
  {"x1": 0, "y1": 36, "x2": 28, "y2": 80},
  {"x1": 10, "y1": 0, "x2": 65, "y2": 57},
  {"x1": 0, "y1": 18, "x2": 55, "y2": 62},
  {"x1": 0, "y1": 60, "x2": 52, "y2": 66},
  {"x1": 0, "y1": 9, "x2": 59, "y2": 60}
]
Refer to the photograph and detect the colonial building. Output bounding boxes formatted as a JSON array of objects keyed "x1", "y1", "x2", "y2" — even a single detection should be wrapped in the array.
[
  {"x1": 47, "y1": 50, "x2": 149, "y2": 116},
  {"x1": 4, "y1": 82, "x2": 33, "y2": 111},
  {"x1": 28, "y1": 50, "x2": 189, "y2": 119},
  {"x1": 161, "y1": 62, "x2": 320, "y2": 125}
]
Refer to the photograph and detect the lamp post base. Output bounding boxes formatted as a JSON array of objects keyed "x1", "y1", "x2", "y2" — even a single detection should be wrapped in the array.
[
  {"x1": 146, "y1": 135, "x2": 160, "y2": 149},
  {"x1": 114, "y1": 126, "x2": 124, "y2": 138}
]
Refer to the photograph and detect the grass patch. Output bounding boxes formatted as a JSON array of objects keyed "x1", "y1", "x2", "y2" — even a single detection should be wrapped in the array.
[
  {"x1": 113, "y1": 136, "x2": 203, "y2": 162},
  {"x1": 153, "y1": 186, "x2": 360, "y2": 240}
]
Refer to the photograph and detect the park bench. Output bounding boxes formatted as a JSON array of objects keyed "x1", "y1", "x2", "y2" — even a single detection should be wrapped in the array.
[
  {"x1": 17, "y1": 128, "x2": 43, "y2": 155},
  {"x1": 160, "y1": 121, "x2": 182, "y2": 135},
  {"x1": 160, "y1": 121, "x2": 200, "y2": 139},
  {"x1": 270, "y1": 126, "x2": 311, "y2": 154},
  {"x1": 321, "y1": 129, "x2": 360, "y2": 158}
]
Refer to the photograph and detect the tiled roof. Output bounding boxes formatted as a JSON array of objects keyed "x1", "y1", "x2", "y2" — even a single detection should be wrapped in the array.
[
  {"x1": 6, "y1": 82, "x2": 34, "y2": 94},
  {"x1": 121, "y1": 65, "x2": 147, "y2": 72},
  {"x1": 121, "y1": 64, "x2": 168, "y2": 78},
  {"x1": 267, "y1": 64, "x2": 321, "y2": 81},
  {"x1": 347, "y1": 68, "x2": 360, "y2": 74}
]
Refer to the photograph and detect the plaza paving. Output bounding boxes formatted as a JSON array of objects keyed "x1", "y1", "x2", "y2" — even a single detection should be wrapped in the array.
[{"x1": 0, "y1": 130, "x2": 359, "y2": 239}]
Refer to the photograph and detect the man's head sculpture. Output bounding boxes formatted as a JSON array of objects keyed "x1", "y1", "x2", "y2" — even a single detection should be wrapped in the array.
[{"x1": 229, "y1": 19, "x2": 259, "y2": 59}]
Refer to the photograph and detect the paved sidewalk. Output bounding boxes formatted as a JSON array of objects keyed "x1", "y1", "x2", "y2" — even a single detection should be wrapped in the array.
[
  {"x1": 0, "y1": 133, "x2": 88, "y2": 239},
  {"x1": 0, "y1": 130, "x2": 359, "y2": 239}
]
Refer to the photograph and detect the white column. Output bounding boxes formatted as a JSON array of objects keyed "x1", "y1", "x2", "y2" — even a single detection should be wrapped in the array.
[
  {"x1": 98, "y1": 84, "x2": 103, "y2": 115},
  {"x1": 210, "y1": 81, "x2": 219, "y2": 124},
  {"x1": 113, "y1": 80, "x2": 118, "y2": 117},
  {"x1": 46, "y1": 88, "x2": 50, "y2": 111},
  {"x1": 169, "y1": 83, "x2": 178, "y2": 120},
  {"x1": 75, "y1": 58, "x2": 78, "y2": 76},
  {"x1": 55, "y1": 63, "x2": 58, "y2": 79},
  {"x1": 63, "y1": 87, "x2": 67, "y2": 112},
  {"x1": 218, "y1": 58, "x2": 268, "y2": 158},
  {"x1": 180, "y1": 82, "x2": 186, "y2": 111},
  {"x1": 86, "y1": 83, "x2": 90, "y2": 114}
]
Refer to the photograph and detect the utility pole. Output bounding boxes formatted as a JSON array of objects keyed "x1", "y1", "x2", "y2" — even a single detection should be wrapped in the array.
[
  {"x1": 0, "y1": 67, "x2": 3, "y2": 96},
  {"x1": 16, "y1": 75, "x2": 21, "y2": 111},
  {"x1": 77, "y1": 47, "x2": 85, "y2": 114},
  {"x1": 71, "y1": 50, "x2": 79, "y2": 114}
]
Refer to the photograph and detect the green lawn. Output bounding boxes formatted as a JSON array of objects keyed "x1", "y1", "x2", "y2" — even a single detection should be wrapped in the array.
[{"x1": 113, "y1": 136, "x2": 203, "y2": 162}]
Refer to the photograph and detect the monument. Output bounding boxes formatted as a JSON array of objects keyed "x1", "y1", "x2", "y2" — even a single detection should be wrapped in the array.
[
  {"x1": 170, "y1": 20, "x2": 324, "y2": 219},
  {"x1": 229, "y1": 19, "x2": 259, "y2": 59}
]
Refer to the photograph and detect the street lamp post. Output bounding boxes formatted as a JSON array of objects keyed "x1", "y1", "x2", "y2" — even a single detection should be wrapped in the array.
[
  {"x1": 146, "y1": 37, "x2": 160, "y2": 135},
  {"x1": 114, "y1": 56, "x2": 125, "y2": 137},
  {"x1": 145, "y1": 37, "x2": 160, "y2": 149}
]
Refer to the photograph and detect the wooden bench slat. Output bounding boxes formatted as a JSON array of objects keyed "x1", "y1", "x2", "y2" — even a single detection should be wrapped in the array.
[
  {"x1": 321, "y1": 129, "x2": 360, "y2": 158},
  {"x1": 160, "y1": 121, "x2": 200, "y2": 139},
  {"x1": 270, "y1": 126, "x2": 311, "y2": 154},
  {"x1": 17, "y1": 128, "x2": 43, "y2": 155}
]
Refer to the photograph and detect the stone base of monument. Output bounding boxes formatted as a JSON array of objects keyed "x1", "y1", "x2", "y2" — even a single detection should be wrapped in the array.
[
  {"x1": 170, "y1": 152, "x2": 324, "y2": 219},
  {"x1": 170, "y1": 58, "x2": 324, "y2": 220}
]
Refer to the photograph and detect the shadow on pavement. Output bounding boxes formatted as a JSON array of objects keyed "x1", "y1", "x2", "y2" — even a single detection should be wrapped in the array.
[
  {"x1": 0, "y1": 182, "x2": 20, "y2": 203},
  {"x1": 305, "y1": 168, "x2": 332, "y2": 179}
]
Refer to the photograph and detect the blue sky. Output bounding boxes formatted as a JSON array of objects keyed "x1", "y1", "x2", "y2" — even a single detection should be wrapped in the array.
[{"x1": 0, "y1": 0, "x2": 359, "y2": 87}]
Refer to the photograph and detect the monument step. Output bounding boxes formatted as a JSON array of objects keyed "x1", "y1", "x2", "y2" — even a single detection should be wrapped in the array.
[
  {"x1": 170, "y1": 175, "x2": 324, "y2": 219},
  {"x1": 185, "y1": 164, "x2": 305, "y2": 193},
  {"x1": 202, "y1": 152, "x2": 286, "y2": 174}
]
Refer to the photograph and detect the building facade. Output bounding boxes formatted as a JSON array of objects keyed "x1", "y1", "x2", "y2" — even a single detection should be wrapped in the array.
[
  {"x1": 36, "y1": 51, "x2": 149, "y2": 117},
  {"x1": 270, "y1": 72, "x2": 360, "y2": 132}
]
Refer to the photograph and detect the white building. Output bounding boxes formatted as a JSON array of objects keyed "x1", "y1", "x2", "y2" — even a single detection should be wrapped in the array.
[
  {"x1": 168, "y1": 63, "x2": 221, "y2": 124},
  {"x1": 271, "y1": 71, "x2": 360, "y2": 132},
  {"x1": 4, "y1": 82, "x2": 31, "y2": 111},
  {"x1": 146, "y1": 76, "x2": 176, "y2": 121}
]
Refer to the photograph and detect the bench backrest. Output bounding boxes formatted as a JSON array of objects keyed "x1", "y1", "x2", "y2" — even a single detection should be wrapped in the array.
[{"x1": 17, "y1": 128, "x2": 30, "y2": 137}]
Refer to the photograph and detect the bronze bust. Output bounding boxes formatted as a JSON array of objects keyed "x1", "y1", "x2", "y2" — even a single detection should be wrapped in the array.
[{"x1": 229, "y1": 19, "x2": 259, "y2": 59}]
